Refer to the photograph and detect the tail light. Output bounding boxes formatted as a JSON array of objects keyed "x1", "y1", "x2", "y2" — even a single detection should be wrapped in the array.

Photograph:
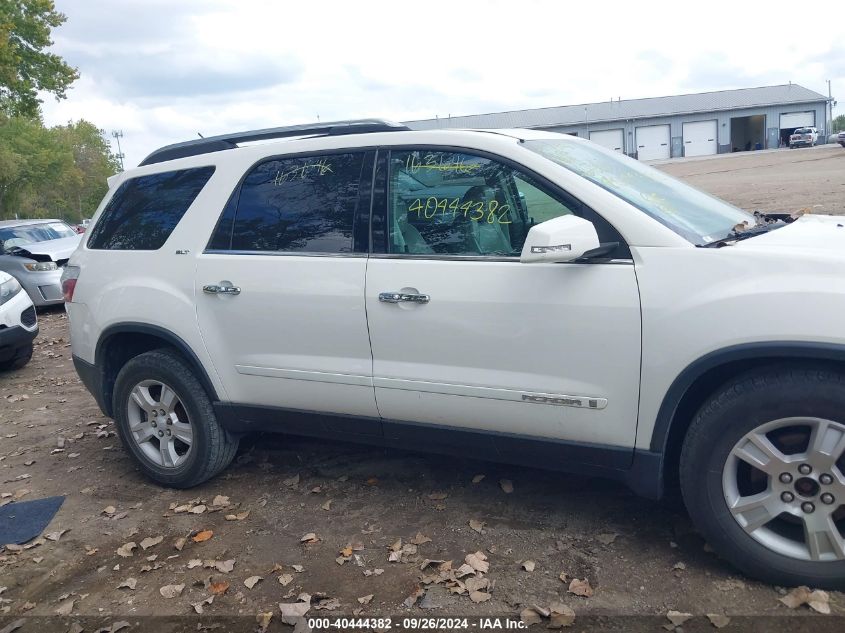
[{"x1": 61, "y1": 265, "x2": 81, "y2": 302}]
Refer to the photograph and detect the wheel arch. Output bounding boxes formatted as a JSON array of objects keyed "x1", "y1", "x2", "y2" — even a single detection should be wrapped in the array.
[
  {"x1": 651, "y1": 342, "x2": 845, "y2": 492},
  {"x1": 95, "y1": 323, "x2": 219, "y2": 417}
]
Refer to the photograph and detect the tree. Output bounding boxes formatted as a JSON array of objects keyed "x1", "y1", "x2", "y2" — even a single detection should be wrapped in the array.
[
  {"x1": 0, "y1": 115, "x2": 119, "y2": 221},
  {"x1": 0, "y1": 0, "x2": 78, "y2": 118},
  {"x1": 833, "y1": 114, "x2": 845, "y2": 134}
]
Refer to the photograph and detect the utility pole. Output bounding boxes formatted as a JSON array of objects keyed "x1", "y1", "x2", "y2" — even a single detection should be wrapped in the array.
[
  {"x1": 827, "y1": 80, "x2": 833, "y2": 137},
  {"x1": 111, "y1": 130, "x2": 125, "y2": 170}
]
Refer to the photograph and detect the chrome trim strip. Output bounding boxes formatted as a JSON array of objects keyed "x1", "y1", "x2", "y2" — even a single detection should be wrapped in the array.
[
  {"x1": 373, "y1": 377, "x2": 606, "y2": 408},
  {"x1": 203, "y1": 250, "x2": 366, "y2": 258},
  {"x1": 235, "y1": 365, "x2": 373, "y2": 387},
  {"x1": 369, "y1": 254, "x2": 633, "y2": 264}
]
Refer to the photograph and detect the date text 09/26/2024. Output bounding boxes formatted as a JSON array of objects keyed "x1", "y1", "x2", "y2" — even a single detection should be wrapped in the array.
[{"x1": 307, "y1": 617, "x2": 528, "y2": 630}]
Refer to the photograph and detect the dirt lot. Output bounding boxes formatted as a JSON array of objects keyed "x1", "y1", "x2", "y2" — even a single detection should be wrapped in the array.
[{"x1": 2, "y1": 147, "x2": 845, "y2": 632}]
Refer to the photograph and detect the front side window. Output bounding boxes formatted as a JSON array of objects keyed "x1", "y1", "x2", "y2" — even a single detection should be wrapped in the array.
[
  {"x1": 387, "y1": 150, "x2": 577, "y2": 256},
  {"x1": 524, "y1": 138, "x2": 754, "y2": 245},
  {"x1": 88, "y1": 167, "x2": 215, "y2": 250},
  {"x1": 211, "y1": 152, "x2": 368, "y2": 253}
]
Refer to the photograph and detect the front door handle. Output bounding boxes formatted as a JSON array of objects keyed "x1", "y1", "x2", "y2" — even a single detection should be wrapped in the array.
[
  {"x1": 203, "y1": 282, "x2": 241, "y2": 296},
  {"x1": 379, "y1": 291, "x2": 430, "y2": 304}
]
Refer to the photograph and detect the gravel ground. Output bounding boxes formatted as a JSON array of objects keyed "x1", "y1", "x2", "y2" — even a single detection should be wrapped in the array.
[{"x1": 2, "y1": 147, "x2": 844, "y2": 632}]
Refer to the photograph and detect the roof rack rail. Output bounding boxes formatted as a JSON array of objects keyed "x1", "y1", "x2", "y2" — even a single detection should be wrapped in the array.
[{"x1": 139, "y1": 118, "x2": 410, "y2": 166}]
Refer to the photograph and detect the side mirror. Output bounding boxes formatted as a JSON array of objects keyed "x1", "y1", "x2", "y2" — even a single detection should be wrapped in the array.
[{"x1": 520, "y1": 215, "x2": 601, "y2": 263}]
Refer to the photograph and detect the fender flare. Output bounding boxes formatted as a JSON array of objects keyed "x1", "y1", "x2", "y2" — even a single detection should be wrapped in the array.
[
  {"x1": 649, "y1": 341, "x2": 845, "y2": 454},
  {"x1": 95, "y1": 322, "x2": 220, "y2": 404}
]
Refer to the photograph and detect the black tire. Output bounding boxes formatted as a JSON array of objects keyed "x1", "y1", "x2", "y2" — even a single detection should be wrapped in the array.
[
  {"x1": 0, "y1": 343, "x2": 33, "y2": 371},
  {"x1": 680, "y1": 365, "x2": 845, "y2": 589},
  {"x1": 112, "y1": 349, "x2": 238, "y2": 488}
]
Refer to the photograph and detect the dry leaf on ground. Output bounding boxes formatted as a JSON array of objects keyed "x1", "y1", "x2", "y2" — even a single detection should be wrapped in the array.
[
  {"x1": 45, "y1": 529, "x2": 67, "y2": 541},
  {"x1": 468, "y1": 519, "x2": 485, "y2": 533},
  {"x1": 244, "y1": 575, "x2": 262, "y2": 589},
  {"x1": 471, "y1": 474, "x2": 485, "y2": 484},
  {"x1": 209, "y1": 580, "x2": 230, "y2": 595},
  {"x1": 666, "y1": 611, "x2": 693, "y2": 626},
  {"x1": 568, "y1": 578, "x2": 594, "y2": 597},
  {"x1": 707, "y1": 614, "x2": 731, "y2": 629},
  {"x1": 283, "y1": 474, "x2": 300, "y2": 487},
  {"x1": 116, "y1": 542, "x2": 137, "y2": 558},
  {"x1": 410, "y1": 532, "x2": 432, "y2": 545},
  {"x1": 278, "y1": 573, "x2": 294, "y2": 586},
  {"x1": 428, "y1": 491, "x2": 448, "y2": 500},
  {"x1": 403, "y1": 585, "x2": 425, "y2": 608},
  {"x1": 192, "y1": 530, "x2": 213, "y2": 543},
  {"x1": 159, "y1": 584, "x2": 185, "y2": 599},
  {"x1": 225, "y1": 510, "x2": 250, "y2": 521},
  {"x1": 55, "y1": 599, "x2": 74, "y2": 615},
  {"x1": 357, "y1": 594, "x2": 374, "y2": 605},
  {"x1": 212, "y1": 495, "x2": 230, "y2": 506},
  {"x1": 522, "y1": 560, "x2": 535, "y2": 572},
  {"x1": 189, "y1": 505, "x2": 207, "y2": 514},
  {"x1": 117, "y1": 578, "x2": 137, "y2": 590},
  {"x1": 499, "y1": 479, "x2": 514, "y2": 493},
  {"x1": 300, "y1": 532, "x2": 320, "y2": 544},
  {"x1": 596, "y1": 533, "x2": 618, "y2": 545},
  {"x1": 191, "y1": 596, "x2": 214, "y2": 614},
  {"x1": 465, "y1": 551, "x2": 489, "y2": 573},
  {"x1": 520, "y1": 607, "x2": 544, "y2": 626},
  {"x1": 256, "y1": 612, "x2": 273, "y2": 633},
  {"x1": 140, "y1": 536, "x2": 163, "y2": 550},
  {"x1": 549, "y1": 602, "x2": 576, "y2": 629},
  {"x1": 173, "y1": 536, "x2": 187, "y2": 551},
  {"x1": 279, "y1": 597, "x2": 311, "y2": 624},
  {"x1": 779, "y1": 586, "x2": 830, "y2": 614},
  {"x1": 469, "y1": 590, "x2": 491, "y2": 603}
]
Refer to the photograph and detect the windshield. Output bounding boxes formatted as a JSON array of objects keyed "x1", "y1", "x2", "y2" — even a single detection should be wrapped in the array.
[
  {"x1": 0, "y1": 222, "x2": 77, "y2": 252},
  {"x1": 523, "y1": 138, "x2": 755, "y2": 245}
]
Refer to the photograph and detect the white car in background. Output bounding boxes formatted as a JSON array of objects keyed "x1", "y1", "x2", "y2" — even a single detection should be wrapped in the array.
[
  {"x1": 789, "y1": 126, "x2": 819, "y2": 148},
  {"x1": 0, "y1": 270, "x2": 38, "y2": 371}
]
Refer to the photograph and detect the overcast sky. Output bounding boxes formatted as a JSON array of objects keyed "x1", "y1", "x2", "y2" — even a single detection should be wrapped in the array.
[{"x1": 40, "y1": 0, "x2": 844, "y2": 168}]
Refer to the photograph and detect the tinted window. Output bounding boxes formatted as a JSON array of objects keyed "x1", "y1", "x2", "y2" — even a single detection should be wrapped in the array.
[
  {"x1": 388, "y1": 150, "x2": 577, "y2": 256},
  {"x1": 214, "y1": 153, "x2": 367, "y2": 253},
  {"x1": 88, "y1": 167, "x2": 214, "y2": 250}
]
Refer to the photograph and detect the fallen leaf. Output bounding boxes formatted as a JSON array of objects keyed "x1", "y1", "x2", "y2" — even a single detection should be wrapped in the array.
[
  {"x1": 278, "y1": 573, "x2": 294, "y2": 587},
  {"x1": 300, "y1": 532, "x2": 320, "y2": 544},
  {"x1": 357, "y1": 594, "x2": 374, "y2": 605},
  {"x1": 173, "y1": 536, "x2": 187, "y2": 551},
  {"x1": 568, "y1": 578, "x2": 594, "y2": 598},
  {"x1": 469, "y1": 519, "x2": 485, "y2": 534},
  {"x1": 292, "y1": 564, "x2": 304, "y2": 573},
  {"x1": 471, "y1": 474, "x2": 485, "y2": 484},
  {"x1": 321, "y1": 500, "x2": 333, "y2": 511},
  {"x1": 522, "y1": 560, "x2": 535, "y2": 572},
  {"x1": 465, "y1": 551, "x2": 489, "y2": 573},
  {"x1": 469, "y1": 590, "x2": 491, "y2": 603},
  {"x1": 225, "y1": 511, "x2": 250, "y2": 521},
  {"x1": 188, "y1": 559, "x2": 202, "y2": 569},
  {"x1": 214, "y1": 559, "x2": 236, "y2": 573},
  {"x1": 256, "y1": 612, "x2": 273, "y2": 633},
  {"x1": 212, "y1": 495, "x2": 230, "y2": 506},
  {"x1": 673, "y1": 562, "x2": 687, "y2": 571},
  {"x1": 55, "y1": 599, "x2": 75, "y2": 615},
  {"x1": 140, "y1": 536, "x2": 163, "y2": 550},
  {"x1": 779, "y1": 586, "x2": 830, "y2": 614},
  {"x1": 520, "y1": 607, "x2": 544, "y2": 626},
  {"x1": 707, "y1": 614, "x2": 731, "y2": 629},
  {"x1": 102, "y1": 505, "x2": 116, "y2": 515},
  {"x1": 191, "y1": 595, "x2": 214, "y2": 614},
  {"x1": 410, "y1": 532, "x2": 432, "y2": 545},
  {"x1": 365, "y1": 477, "x2": 378, "y2": 486},
  {"x1": 283, "y1": 474, "x2": 300, "y2": 487},
  {"x1": 428, "y1": 491, "x2": 448, "y2": 500},
  {"x1": 117, "y1": 577, "x2": 137, "y2": 590},
  {"x1": 22, "y1": 602, "x2": 35, "y2": 611},
  {"x1": 116, "y1": 542, "x2": 137, "y2": 558},
  {"x1": 279, "y1": 598, "x2": 311, "y2": 624},
  {"x1": 499, "y1": 479, "x2": 514, "y2": 493},
  {"x1": 313, "y1": 597, "x2": 341, "y2": 611},
  {"x1": 189, "y1": 505, "x2": 207, "y2": 514},
  {"x1": 666, "y1": 611, "x2": 693, "y2": 626},
  {"x1": 596, "y1": 533, "x2": 618, "y2": 545},
  {"x1": 549, "y1": 602, "x2": 576, "y2": 629},
  {"x1": 244, "y1": 575, "x2": 263, "y2": 589},
  {"x1": 159, "y1": 584, "x2": 185, "y2": 599},
  {"x1": 403, "y1": 585, "x2": 425, "y2": 608},
  {"x1": 192, "y1": 530, "x2": 213, "y2": 543},
  {"x1": 209, "y1": 580, "x2": 230, "y2": 595},
  {"x1": 45, "y1": 529, "x2": 67, "y2": 542}
]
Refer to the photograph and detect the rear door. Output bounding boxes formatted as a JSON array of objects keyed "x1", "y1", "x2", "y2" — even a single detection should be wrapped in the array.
[
  {"x1": 365, "y1": 148, "x2": 642, "y2": 453},
  {"x1": 195, "y1": 150, "x2": 379, "y2": 418}
]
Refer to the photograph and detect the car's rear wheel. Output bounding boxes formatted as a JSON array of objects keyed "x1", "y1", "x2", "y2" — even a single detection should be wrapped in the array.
[
  {"x1": 681, "y1": 366, "x2": 845, "y2": 589},
  {"x1": 113, "y1": 349, "x2": 238, "y2": 488},
  {"x1": 0, "y1": 343, "x2": 33, "y2": 371}
]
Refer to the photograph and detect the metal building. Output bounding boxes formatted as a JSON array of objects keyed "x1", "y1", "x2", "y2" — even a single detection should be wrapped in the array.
[{"x1": 404, "y1": 84, "x2": 830, "y2": 160}]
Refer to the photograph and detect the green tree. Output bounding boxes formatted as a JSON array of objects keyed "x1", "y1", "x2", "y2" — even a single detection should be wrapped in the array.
[
  {"x1": 0, "y1": 0, "x2": 78, "y2": 118},
  {"x1": 833, "y1": 114, "x2": 845, "y2": 133}
]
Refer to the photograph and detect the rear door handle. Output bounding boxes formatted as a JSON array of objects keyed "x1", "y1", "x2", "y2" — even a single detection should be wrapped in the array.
[
  {"x1": 379, "y1": 291, "x2": 430, "y2": 304},
  {"x1": 203, "y1": 282, "x2": 241, "y2": 295}
]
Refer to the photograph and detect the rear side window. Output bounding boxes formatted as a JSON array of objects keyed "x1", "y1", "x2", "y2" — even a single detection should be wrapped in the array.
[
  {"x1": 208, "y1": 152, "x2": 368, "y2": 253},
  {"x1": 88, "y1": 166, "x2": 215, "y2": 250}
]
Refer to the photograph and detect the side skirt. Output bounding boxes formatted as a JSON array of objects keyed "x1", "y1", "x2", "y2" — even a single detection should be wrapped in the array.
[{"x1": 213, "y1": 402, "x2": 663, "y2": 499}]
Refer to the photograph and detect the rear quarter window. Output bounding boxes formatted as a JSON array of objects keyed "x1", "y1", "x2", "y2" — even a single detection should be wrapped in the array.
[{"x1": 87, "y1": 166, "x2": 215, "y2": 250}]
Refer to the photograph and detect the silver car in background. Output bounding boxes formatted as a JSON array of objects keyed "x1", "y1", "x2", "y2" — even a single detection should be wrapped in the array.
[{"x1": 0, "y1": 219, "x2": 83, "y2": 307}]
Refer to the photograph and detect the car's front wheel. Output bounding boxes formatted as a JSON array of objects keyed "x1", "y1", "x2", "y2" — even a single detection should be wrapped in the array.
[
  {"x1": 112, "y1": 349, "x2": 238, "y2": 488},
  {"x1": 681, "y1": 366, "x2": 845, "y2": 589}
]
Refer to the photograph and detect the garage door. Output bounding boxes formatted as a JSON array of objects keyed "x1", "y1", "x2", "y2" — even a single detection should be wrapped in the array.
[
  {"x1": 635, "y1": 124, "x2": 671, "y2": 161},
  {"x1": 780, "y1": 112, "x2": 815, "y2": 129},
  {"x1": 682, "y1": 120, "x2": 718, "y2": 157},
  {"x1": 589, "y1": 128, "x2": 624, "y2": 153}
]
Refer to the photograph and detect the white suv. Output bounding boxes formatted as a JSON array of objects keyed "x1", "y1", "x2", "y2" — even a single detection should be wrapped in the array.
[{"x1": 63, "y1": 120, "x2": 845, "y2": 589}]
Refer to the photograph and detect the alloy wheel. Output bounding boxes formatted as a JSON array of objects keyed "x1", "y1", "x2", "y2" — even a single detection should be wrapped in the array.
[{"x1": 126, "y1": 379, "x2": 193, "y2": 468}]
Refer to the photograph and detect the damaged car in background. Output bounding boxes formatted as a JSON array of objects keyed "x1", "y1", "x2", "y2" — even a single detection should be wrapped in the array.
[{"x1": 0, "y1": 219, "x2": 82, "y2": 307}]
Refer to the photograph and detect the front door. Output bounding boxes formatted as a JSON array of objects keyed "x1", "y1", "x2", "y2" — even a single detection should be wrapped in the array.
[
  {"x1": 195, "y1": 150, "x2": 379, "y2": 418},
  {"x1": 365, "y1": 148, "x2": 642, "y2": 450}
]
